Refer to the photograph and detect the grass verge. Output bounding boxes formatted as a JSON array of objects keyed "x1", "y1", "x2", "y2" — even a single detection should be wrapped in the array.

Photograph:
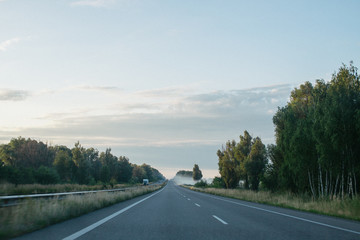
[
  {"x1": 185, "y1": 186, "x2": 360, "y2": 222},
  {"x1": 0, "y1": 184, "x2": 164, "y2": 240}
]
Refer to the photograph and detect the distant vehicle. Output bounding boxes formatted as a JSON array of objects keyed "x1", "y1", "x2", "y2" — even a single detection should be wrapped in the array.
[{"x1": 143, "y1": 179, "x2": 149, "y2": 185}]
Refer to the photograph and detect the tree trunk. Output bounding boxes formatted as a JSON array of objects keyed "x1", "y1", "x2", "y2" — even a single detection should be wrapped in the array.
[
  {"x1": 325, "y1": 170, "x2": 328, "y2": 197},
  {"x1": 329, "y1": 171, "x2": 332, "y2": 199},
  {"x1": 308, "y1": 170, "x2": 315, "y2": 199},
  {"x1": 354, "y1": 171, "x2": 357, "y2": 196},
  {"x1": 319, "y1": 164, "x2": 324, "y2": 198},
  {"x1": 341, "y1": 160, "x2": 345, "y2": 200},
  {"x1": 334, "y1": 174, "x2": 339, "y2": 199}
]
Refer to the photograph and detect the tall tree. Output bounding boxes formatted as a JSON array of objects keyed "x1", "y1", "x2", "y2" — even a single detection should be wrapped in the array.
[
  {"x1": 193, "y1": 164, "x2": 203, "y2": 181},
  {"x1": 72, "y1": 142, "x2": 91, "y2": 184},
  {"x1": 245, "y1": 138, "x2": 267, "y2": 191},
  {"x1": 53, "y1": 149, "x2": 73, "y2": 182}
]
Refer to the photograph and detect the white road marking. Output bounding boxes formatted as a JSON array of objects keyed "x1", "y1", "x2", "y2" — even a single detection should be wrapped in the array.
[
  {"x1": 205, "y1": 194, "x2": 360, "y2": 235},
  {"x1": 195, "y1": 203, "x2": 200, "y2": 207},
  {"x1": 213, "y1": 215, "x2": 228, "y2": 225},
  {"x1": 187, "y1": 198, "x2": 191, "y2": 201},
  {"x1": 63, "y1": 187, "x2": 165, "y2": 240}
]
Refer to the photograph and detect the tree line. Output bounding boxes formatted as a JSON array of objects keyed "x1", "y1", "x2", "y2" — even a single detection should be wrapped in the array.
[
  {"x1": 0, "y1": 138, "x2": 164, "y2": 185},
  {"x1": 217, "y1": 63, "x2": 360, "y2": 199}
]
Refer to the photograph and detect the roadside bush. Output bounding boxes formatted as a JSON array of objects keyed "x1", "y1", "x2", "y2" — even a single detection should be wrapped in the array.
[
  {"x1": 194, "y1": 180, "x2": 208, "y2": 188},
  {"x1": 211, "y1": 177, "x2": 225, "y2": 188},
  {"x1": 34, "y1": 166, "x2": 60, "y2": 184}
]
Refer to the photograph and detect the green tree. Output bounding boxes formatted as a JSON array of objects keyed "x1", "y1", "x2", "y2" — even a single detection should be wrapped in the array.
[
  {"x1": 100, "y1": 165, "x2": 111, "y2": 183},
  {"x1": 193, "y1": 164, "x2": 203, "y2": 181},
  {"x1": 245, "y1": 138, "x2": 267, "y2": 191},
  {"x1": 72, "y1": 142, "x2": 91, "y2": 184},
  {"x1": 131, "y1": 165, "x2": 146, "y2": 183},
  {"x1": 116, "y1": 156, "x2": 133, "y2": 183},
  {"x1": 236, "y1": 131, "x2": 252, "y2": 189},
  {"x1": 217, "y1": 140, "x2": 239, "y2": 188},
  {"x1": 100, "y1": 148, "x2": 117, "y2": 180},
  {"x1": 211, "y1": 177, "x2": 225, "y2": 188},
  {"x1": 34, "y1": 166, "x2": 60, "y2": 184},
  {"x1": 272, "y1": 63, "x2": 360, "y2": 198},
  {"x1": 141, "y1": 164, "x2": 154, "y2": 182},
  {"x1": 53, "y1": 149, "x2": 74, "y2": 182}
]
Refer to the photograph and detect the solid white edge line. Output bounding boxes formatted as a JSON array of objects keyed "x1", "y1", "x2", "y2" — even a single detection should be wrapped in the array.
[
  {"x1": 205, "y1": 194, "x2": 360, "y2": 235},
  {"x1": 63, "y1": 186, "x2": 165, "y2": 240},
  {"x1": 213, "y1": 215, "x2": 228, "y2": 225}
]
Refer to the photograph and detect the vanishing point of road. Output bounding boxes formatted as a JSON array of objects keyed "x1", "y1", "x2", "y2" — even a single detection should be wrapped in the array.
[{"x1": 15, "y1": 181, "x2": 360, "y2": 240}]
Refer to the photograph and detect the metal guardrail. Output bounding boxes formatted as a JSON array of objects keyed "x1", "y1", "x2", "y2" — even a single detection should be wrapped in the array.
[
  {"x1": 0, "y1": 186, "x2": 136, "y2": 207},
  {"x1": 0, "y1": 180, "x2": 166, "y2": 207}
]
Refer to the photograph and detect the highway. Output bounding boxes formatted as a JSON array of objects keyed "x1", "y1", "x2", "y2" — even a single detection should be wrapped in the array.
[{"x1": 15, "y1": 181, "x2": 360, "y2": 240}]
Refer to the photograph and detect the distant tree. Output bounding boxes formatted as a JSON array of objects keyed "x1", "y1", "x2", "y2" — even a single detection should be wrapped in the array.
[
  {"x1": 0, "y1": 137, "x2": 54, "y2": 168},
  {"x1": 116, "y1": 156, "x2": 133, "y2": 183},
  {"x1": 72, "y1": 142, "x2": 91, "y2": 184},
  {"x1": 53, "y1": 149, "x2": 74, "y2": 182},
  {"x1": 217, "y1": 140, "x2": 239, "y2": 188},
  {"x1": 100, "y1": 148, "x2": 117, "y2": 180},
  {"x1": 193, "y1": 164, "x2": 203, "y2": 181},
  {"x1": 141, "y1": 164, "x2": 154, "y2": 182},
  {"x1": 131, "y1": 165, "x2": 147, "y2": 183},
  {"x1": 0, "y1": 138, "x2": 164, "y2": 186},
  {"x1": 100, "y1": 165, "x2": 111, "y2": 183},
  {"x1": 176, "y1": 170, "x2": 193, "y2": 178},
  {"x1": 245, "y1": 138, "x2": 267, "y2": 191}
]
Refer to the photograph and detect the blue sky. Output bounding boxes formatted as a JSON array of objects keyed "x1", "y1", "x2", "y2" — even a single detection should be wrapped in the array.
[{"x1": 1, "y1": 0, "x2": 359, "y2": 178}]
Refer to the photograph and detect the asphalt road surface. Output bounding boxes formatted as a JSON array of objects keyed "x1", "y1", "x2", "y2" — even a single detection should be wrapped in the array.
[{"x1": 15, "y1": 181, "x2": 360, "y2": 240}]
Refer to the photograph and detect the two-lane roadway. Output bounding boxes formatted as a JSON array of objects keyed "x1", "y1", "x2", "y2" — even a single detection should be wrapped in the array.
[{"x1": 16, "y1": 181, "x2": 360, "y2": 240}]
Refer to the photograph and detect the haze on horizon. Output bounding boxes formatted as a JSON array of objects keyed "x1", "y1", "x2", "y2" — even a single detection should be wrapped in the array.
[{"x1": 1, "y1": 0, "x2": 359, "y2": 178}]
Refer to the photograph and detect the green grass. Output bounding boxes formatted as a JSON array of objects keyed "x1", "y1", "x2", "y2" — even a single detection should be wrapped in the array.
[
  {"x1": 0, "y1": 183, "x2": 136, "y2": 196},
  {"x1": 0, "y1": 184, "x2": 164, "y2": 240},
  {"x1": 185, "y1": 186, "x2": 360, "y2": 222}
]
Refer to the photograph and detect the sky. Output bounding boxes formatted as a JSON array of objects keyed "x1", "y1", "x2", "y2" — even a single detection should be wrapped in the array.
[{"x1": 1, "y1": 0, "x2": 360, "y2": 179}]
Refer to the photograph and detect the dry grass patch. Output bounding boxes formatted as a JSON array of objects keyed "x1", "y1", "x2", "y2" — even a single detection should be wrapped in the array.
[
  {"x1": 187, "y1": 187, "x2": 360, "y2": 221},
  {"x1": 0, "y1": 185, "x2": 163, "y2": 239}
]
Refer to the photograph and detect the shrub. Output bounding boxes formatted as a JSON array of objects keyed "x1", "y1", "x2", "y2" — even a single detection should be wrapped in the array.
[
  {"x1": 34, "y1": 166, "x2": 60, "y2": 184},
  {"x1": 194, "y1": 180, "x2": 208, "y2": 188}
]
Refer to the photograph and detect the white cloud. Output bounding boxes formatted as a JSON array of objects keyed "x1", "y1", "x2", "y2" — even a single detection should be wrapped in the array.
[
  {"x1": 0, "y1": 84, "x2": 292, "y2": 145},
  {"x1": 0, "y1": 38, "x2": 20, "y2": 52},
  {"x1": 72, "y1": 85, "x2": 121, "y2": 92},
  {"x1": 0, "y1": 89, "x2": 30, "y2": 101},
  {"x1": 71, "y1": 0, "x2": 115, "y2": 7}
]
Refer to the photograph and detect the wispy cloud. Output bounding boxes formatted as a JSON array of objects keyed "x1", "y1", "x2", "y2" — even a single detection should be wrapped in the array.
[
  {"x1": 0, "y1": 38, "x2": 20, "y2": 52},
  {"x1": 2, "y1": 84, "x2": 292, "y2": 144},
  {"x1": 70, "y1": 0, "x2": 115, "y2": 7},
  {"x1": 74, "y1": 85, "x2": 121, "y2": 92},
  {"x1": 0, "y1": 89, "x2": 30, "y2": 101}
]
